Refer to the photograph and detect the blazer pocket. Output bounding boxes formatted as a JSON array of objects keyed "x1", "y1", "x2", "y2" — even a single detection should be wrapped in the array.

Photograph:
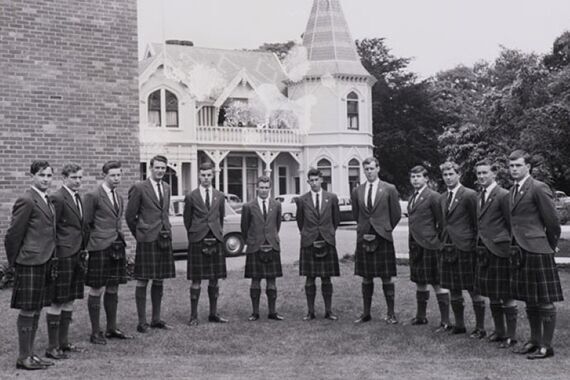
[
  {"x1": 525, "y1": 231, "x2": 547, "y2": 238},
  {"x1": 492, "y1": 235, "x2": 511, "y2": 243}
]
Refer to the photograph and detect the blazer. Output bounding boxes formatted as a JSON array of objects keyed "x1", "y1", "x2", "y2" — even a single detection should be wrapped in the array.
[
  {"x1": 4, "y1": 188, "x2": 56, "y2": 266},
  {"x1": 51, "y1": 187, "x2": 87, "y2": 258},
  {"x1": 510, "y1": 177, "x2": 560, "y2": 254},
  {"x1": 351, "y1": 180, "x2": 401, "y2": 242},
  {"x1": 83, "y1": 185, "x2": 124, "y2": 252},
  {"x1": 126, "y1": 179, "x2": 171, "y2": 242},
  {"x1": 477, "y1": 185, "x2": 511, "y2": 258},
  {"x1": 296, "y1": 191, "x2": 340, "y2": 248},
  {"x1": 440, "y1": 185, "x2": 478, "y2": 251},
  {"x1": 241, "y1": 198, "x2": 282, "y2": 253},
  {"x1": 407, "y1": 187, "x2": 443, "y2": 250},
  {"x1": 183, "y1": 187, "x2": 225, "y2": 243}
]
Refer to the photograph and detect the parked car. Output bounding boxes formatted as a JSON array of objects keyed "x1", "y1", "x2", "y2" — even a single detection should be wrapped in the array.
[
  {"x1": 225, "y1": 193, "x2": 243, "y2": 213},
  {"x1": 275, "y1": 194, "x2": 299, "y2": 221},
  {"x1": 554, "y1": 190, "x2": 570, "y2": 225},
  {"x1": 399, "y1": 200, "x2": 409, "y2": 218},
  {"x1": 170, "y1": 196, "x2": 244, "y2": 258},
  {"x1": 338, "y1": 196, "x2": 355, "y2": 223}
]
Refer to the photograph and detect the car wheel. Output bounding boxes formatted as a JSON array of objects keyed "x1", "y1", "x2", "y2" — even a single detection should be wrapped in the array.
[
  {"x1": 283, "y1": 213, "x2": 293, "y2": 221},
  {"x1": 224, "y1": 233, "x2": 244, "y2": 257}
]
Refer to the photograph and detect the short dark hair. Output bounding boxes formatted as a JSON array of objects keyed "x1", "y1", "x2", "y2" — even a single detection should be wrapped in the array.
[
  {"x1": 362, "y1": 157, "x2": 380, "y2": 168},
  {"x1": 102, "y1": 160, "x2": 121, "y2": 174},
  {"x1": 307, "y1": 168, "x2": 322, "y2": 179},
  {"x1": 409, "y1": 165, "x2": 428, "y2": 177},
  {"x1": 30, "y1": 160, "x2": 51, "y2": 175},
  {"x1": 439, "y1": 161, "x2": 460, "y2": 174},
  {"x1": 475, "y1": 159, "x2": 498, "y2": 172},
  {"x1": 61, "y1": 163, "x2": 82, "y2": 177},
  {"x1": 150, "y1": 155, "x2": 168, "y2": 167},
  {"x1": 257, "y1": 175, "x2": 272, "y2": 187},
  {"x1": 199, "y1": 161, "x2": 214, "y2": 172},
  {"x1": 508, "y1": 150, "x2": 531, "y2": 165}
]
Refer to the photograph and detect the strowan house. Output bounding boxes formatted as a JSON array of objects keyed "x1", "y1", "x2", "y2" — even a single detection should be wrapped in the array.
[{"x1": 138, "y1": 0, "x2": 376, "y2": 202}]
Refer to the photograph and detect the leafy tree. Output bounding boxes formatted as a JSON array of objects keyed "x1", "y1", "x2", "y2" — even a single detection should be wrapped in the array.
[{"x1": 257, "y1": 41, "x2": 296, "y2": 62}]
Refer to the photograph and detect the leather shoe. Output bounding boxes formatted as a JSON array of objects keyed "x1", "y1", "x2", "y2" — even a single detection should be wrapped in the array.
[
  {"x1": 60, "y1": 343, "x2": 86, "y2": 353},
  {"x1": 498, "y1": 338, "x2": 517, "y2": 349},
  {"x1": 137, "y1": 323, "x2": 150, "y2": 333},
  {"x1": 384, "y1": 314, "x2": 399, "y2": 325},
  {"x1": 527, "y1": 347, "x2": 554, "y2": 360},
  {"x1": 16, "y1": 357, "x2": 47, "y2": 370},
  {"x1": 303, "y1": 312, "x2": 316, "y2": 321},
  {"x1": 354, "y1": 314, "x2": 371, "y2": 323},
  {"x1": 31, "y1": 355, "x2": 54, "y2": 366},
  {"x1": 105, "y1": 329, "x2": 134, "y2": 340},
  {"x1": 208, "y1": 314, "x2": 228, "y2": 323},
  {"x1": 150, "y1": 320, "x2": 172, "y2": 330},
  {"x1": 513, "y1": 341, "x2": 539, "y2": 355},
  {"x1": 469, "y1": 329, "x2": 487, "y2": 339},
  {"x1": 451, "y1": 326, "x2": 467, "y2": 334},
  {"x1": 45, "y1": 348, "x2": 68, "y2": 360},
  {"x1": 324, "y1": 312, "x2": 338, "y2": 321},
  {"x1": 410, "y1": 317, "x2": 428, "y2": 325},
  {"x1": 434, "y1": 323, "x2": 453, "y2": 333},
  {"x1": 248, "y1": 313, "x2": 260, "y2": 321},
  {"x1": 268, "y1": 313, "x2": 284, "y2": 321},
  {"x1": 90, "y1": 331, "x2": 107, "y2": 345},
  {"x1": 188, "y1": 317, "x2": 199, "y2": 326},
  {"x1": 487, "y1": 332, "x2": 506, "y2": 343}
]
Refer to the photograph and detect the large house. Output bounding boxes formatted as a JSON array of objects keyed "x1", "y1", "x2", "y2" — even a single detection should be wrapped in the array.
[{"x1": 138, "y1": 0, "x2": 376, "y2": 202}]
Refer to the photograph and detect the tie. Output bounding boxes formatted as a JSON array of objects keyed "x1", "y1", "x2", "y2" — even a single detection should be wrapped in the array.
[
  {"x1": 205, "y1": 188, "x2": 210, "y2": 210},
  {"x1": 263, "y1": 200, "x2": 267, "y2": 220},
  {"x1": 480, "y1": 188, "x2": 486, "y2": 210},
  {"x1": 513, "y1": 183, "x2": 519, "y2": 203},
  {"x1": 315, "y1": 193, "x2": 320, "y2": 217},
  {"x1": 367, "y1": 183, "x2": 373, "y2": 210},
  {"x1": 111, "y1": 189, "x2": 120, "y2": 213},
  {"x1": 75, "y1": 193, "x2": 83, "y2": 219},
  {"x1": 157, "y1": 182, "x2": 164, "y2": 208},
  {"x1": 410, "y1": 191, "x2": 419, "y2": 208},
  {"x1": 45, "y1": 194, "x2": 54, "y2": 215},
  {"x1": 446, "y1": 191, "x2": 453, "y2": 211}
]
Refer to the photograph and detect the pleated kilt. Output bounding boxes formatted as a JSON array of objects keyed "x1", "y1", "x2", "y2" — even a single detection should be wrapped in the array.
[
  {"x1": 409, "y1": 238, "x2": 440, "y2": 285},
  {"x1": 510, "y1": 248, "x2": 564, "y2": 304},
  {"x1": 11, "y1": 262, "x2": 51, "y2": 311},
  {"x1": 51, "y1": 252, "x2": 85, "y2": 304},
  {"x1": 245, "y1": 250, "x2": 283, "y2": 279},
  {"x1": 354, "y1": 235, "x2": 397, "y2": 279},
  {"x1": 474, "y1": 246, "x2": 511, "y2": 300},
  {"x1": 439, "y1": 246, "x2": 476, "y2": 291},
  {"x1": 187, "y1": 240, "x2": 227, "y2": 280},
  {"x1": 134, "y1": 241, "x2": 176, "y2": 280},
  {"x1": 85, "y1": 247, "x2": 128, "y2": 288},
  {"x1": 299, "y1": 244, "x2": 340, "y2": 277}
]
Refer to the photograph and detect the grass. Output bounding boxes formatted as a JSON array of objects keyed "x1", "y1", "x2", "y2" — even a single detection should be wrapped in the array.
[{"x1": 0, "y1": 263, "x2": 569, "y2": 379}]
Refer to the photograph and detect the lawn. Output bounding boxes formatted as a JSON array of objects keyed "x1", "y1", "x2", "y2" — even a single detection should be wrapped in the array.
[{"x1": 0, "y1": 263, "x2": 569, "y2": 379}]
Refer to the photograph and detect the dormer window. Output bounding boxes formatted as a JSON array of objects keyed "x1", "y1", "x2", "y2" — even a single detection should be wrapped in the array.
[
  {"x1": 147, "y1": 89, "x2": 179, "y2": 128},
  {"x1": 347, "y1": 91, "x2": 359, "y2": 130}
]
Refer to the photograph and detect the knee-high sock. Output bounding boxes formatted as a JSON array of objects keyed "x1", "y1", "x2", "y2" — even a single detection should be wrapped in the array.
[
  {"x1": 362, "y1": 283, "x2": 374, "y2": 317},
  {"x1": 250, "y1": 287, "x2": 261, "y2": 315},
  {"x1": 503, "y1": 305, "x2": 518, "y2": 340},
  {"x1": 304, "y1": 284, "x2": 316, "y2": 314},
  {"x1": 46, "y1": 313, "x2": 61, "y2": 350},
  {"x1": 87, "y1": 295, "x2": 101, "y2": 334},
  {"x1": 17, "y1": 314, "x2": 35, "y2": 360},
  {"x1": 321, "y1": 282, "x2": 333, "y2": 313},
  {"x1": 450, "y1": 295, "x2": 465, "y2": 328},
  {"x1": 190, "y1": 288, "x2": 200, "y2": 319},
  {"x1": 150, "y1": 283, "x2": 163, "y2": 323},
  {"x1": 490, "y1": 301, "x2": 505, "y2": 337},
  {"x1": 382, "y1": 283, "x2": 395, "y2": 316},
  {"x1": 103, "y1": 292, "x2": 118, "y2": 331},
  {"x1": 473, "y1": 299, "x2": 486, "y2": 330},
  {"x1": 59, "y1": 310, "x2": 73, "y2": 348},
  {"x1": 436, "y1": 293, "x2": 450, "y2": 325},
  {"x1": 207, "y1": 286, "x2": 219, "y2": 316},
  {"x1": 135, "y1": 287, "x2": 147, "y2": 325},
  {"x1": 266, "y1": 288, "x2": 277, "y2": 315},
  {"x1": 540, "y1": 307, "x2": 557, "y2": 348},
  {"x1": 416, "y1": 290, "x2": 430, "y2": 319},
  {"x1": 526, "y1": 306, "x2": 541, "y2": 346}
]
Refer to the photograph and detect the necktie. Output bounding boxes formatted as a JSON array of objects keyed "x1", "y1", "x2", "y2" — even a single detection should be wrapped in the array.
[
  {"x1": 75, "y1": 193, "x2": 83, "y2": 219},
  {"x1": 263, "y1": 200, "x2": 267, "y2": 220},
  {"x1": 205, "y1": 188, "x2": 210, "y2": 210},
  {"x1": 410, "y1": 191, "x2": 419, "y2": 208},
  {"x1": 111, "y1": 189, "x2": 119, "y2": 213},
  {"x1": 315, "y1": 193, "x2": 320, "y2": 216},
  {"x1": 157, "y1": 182, "x2": 164, "y2": 208},
  {"x1": 480, "y1": 188, "x2": 486, "y2": 210},
  {"x1": 513, "y1": 183, "x2": 519, "y2": 203},
  {"x1": 367, "y1": 183, "x2": 373, "y2": 210},
  {"x1": 446, "y1": 191, "x2": 453, "y2": 211},
  {"x1": 45, "y1": 194, "x2": 53, "y2": 215}
]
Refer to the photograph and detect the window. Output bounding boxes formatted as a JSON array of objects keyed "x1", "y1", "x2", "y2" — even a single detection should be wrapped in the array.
[
  {"x1": 140, "y1": 162, "x2": 147, "y2": 181},
  {"x1": 347, "y1": 91, "x2": 359, "y2": 130},
  {"x1": 348, "y1": 158, "x2": 360, "y2": 193},
  {"x1": 148, "y1": 91, "x2": 161, "y2": 126},
  {"x1": 278, "y1": 167, "x2": 287, "y2": 195},
  {"x1": 317, "y1": 158, "x2": 332, "y2": 191},
  {"x1": 165, "y1": 90, "x2": 178, "y2": 128},
  {"x1": 147, "y1": 89, "x2": 179, "y2": 128}
]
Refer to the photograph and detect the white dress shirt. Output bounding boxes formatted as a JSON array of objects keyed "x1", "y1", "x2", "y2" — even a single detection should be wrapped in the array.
[{"x1": 364, "y1": 178, "x2": 380, "y2": 206}]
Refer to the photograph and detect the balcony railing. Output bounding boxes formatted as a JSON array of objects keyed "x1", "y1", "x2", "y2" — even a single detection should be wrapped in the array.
[{"x1": 196, "y1": 126, "x2": 302, "y2": 146}]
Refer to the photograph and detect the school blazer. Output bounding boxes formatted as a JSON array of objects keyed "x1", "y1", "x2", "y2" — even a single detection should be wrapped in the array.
[
  {"x1": 440, "y1": 185, "x2": 478, "y2": 252},
  {"x1": 296, "y1": 191, "x2": 340, "y2": 248},
  {"x1": 83, "y1": 185, "x2": 124, "y2": 252},
  {"x1": 510, "y1": 178, "x2": 560, "y2": 254},
  {"x1": 407, "y1": 187, "x2": 443, "y2": 250},
  {"x1": 51, "y1": 187, "x2": 87, "y2": 258},
  {"x1": 126, "y1": 179, "x2": 171, "y2": 243},
  {"x1": 477, "y1": 185, "x2": 511, "y2": 258},
  {"x1": 351, "y1": 180, "x2": 401, "y2": 242},
  {"x1": 183, "y1": 187, "x2": 225, "y2": 243},
  {"x1": 240, "y1": 199, "x2": 282, "y2": 253},
  {"x1": 4, "y1": 188, "x2": 56, "y2": 266}
]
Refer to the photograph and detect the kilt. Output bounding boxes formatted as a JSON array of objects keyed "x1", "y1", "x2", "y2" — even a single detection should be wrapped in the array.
[
  {"x1": 85, "y1": 247, "x2": 128, "y2": 288},
  {"x1": 134, "y1": 240, "x2": 176, "y2": 280},
  {"x1": 474, "y1": 247, "x2": 511, "y2": 300},
  {"x1": 409, "y1": 238, "x2": 440, "y2": 285},
  {"x1": 439, "y1": 246, "x2": 476, "y2": 291},
  {"x1": 511, "y1": 249, "x2": 564, "y2": 304},
  {"x1": 187, "y1": 240, "x2": 227, "y2": 280},
  {"x1": 354, "y1": 234, "x2": 397, "y2": 279},
  {"x1": 299, "y1": 244, "x2": 340, "y2": 277},
  {"x1": 11, "y1": 262, "x2": 51, "y2": 311},
  {"x1": 244, "y1": 250, "x2": 283, "y2": 279},
  {"x1": 51, "y1": 252, "x2": 85, "y2": 304}
]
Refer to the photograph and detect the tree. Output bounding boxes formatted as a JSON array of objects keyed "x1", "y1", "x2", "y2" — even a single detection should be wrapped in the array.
[{"x1": 257, "y1": 41, "x2": 296, "y2": 62}]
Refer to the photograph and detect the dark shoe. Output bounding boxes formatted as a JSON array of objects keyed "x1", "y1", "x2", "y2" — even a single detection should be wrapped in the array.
[
  {"x1": 303, "y1": 312, "x2": 316, "y2": 321},
  {"x1": 354, "y1": 314, "x2": 371, "y2": 324},
  {"x1": 469, "y1": 329, "x2": 487, "y2": 339},
  {"x1": 16, "y1": 357, "x2": 47, "y2": 370},
  {"x1": 90, "y1": 331, "x2": 107, "y2": 345},
  {"x1": 188, "y1": 317, "x2": 199, "y2": 326},
  {"x1": 268, "y1": 313, "x2": 284, "y2": 321},
  {"x1": 105, "y1": 329, "x2": 134, "y2": 340},
  {"x1": 434, "y1": 323, "x2": 453, "y2": 333},
  {"x1": 487, "y1": 332, "x2": 506, "y2": 343},
  {"x1": 513, "y1": 341, "x2": 539, "y2": 355},
  {"x1": 527, "y1": 347, "x2": 554, "y2": 360},
  {"x1": 208, "y1": 314, "x2": 228, "y2": 323},
  {"x1": 248, "y1": 313, "x2": 260, "y2": 321},
  {"x1": 324, "y1": 312, "x2": 338, "y2": 321},
  {"x1": 31, "y1": 355, "x2": 54, "y2": 366},
  {"x1": 498, "y1": 338, "x2": 518, "y2": 349},
  {"x1": 384, "y1": 314, "x2": 399, "y2": 325},
  {"x1": 150, "y1": 320, "x2": 172, "y2": 330},
  {"x1": 137, "y1": 323, "x2": 150, "y2": 333},
  {"x1": 59, "y1": 343, "x2": 86, "y2": 353},
  {"x1": 45, "y1": 348, "x2": 68, "y2": 360},
  {"x1": 410, "y1": 317, "x2": 428, "y2": 325},
  {"x1": 451, "y1": 326, "x2": 467, "y2": 334}
]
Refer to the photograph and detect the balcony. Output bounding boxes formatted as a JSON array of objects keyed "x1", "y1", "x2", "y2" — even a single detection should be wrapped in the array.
[{"x1": 196, "y1": 126, "x2": 303, "y2": 146}]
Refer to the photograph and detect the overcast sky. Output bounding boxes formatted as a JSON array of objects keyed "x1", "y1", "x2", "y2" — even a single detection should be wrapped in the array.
[{"x1": 137, "y1": 0, "x2": 570, "y2": 78}]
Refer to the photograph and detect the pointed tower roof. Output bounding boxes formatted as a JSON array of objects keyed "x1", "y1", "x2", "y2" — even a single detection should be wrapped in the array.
[{"x1": 302, "y1": 0, "x2": 371, "y2": 78}]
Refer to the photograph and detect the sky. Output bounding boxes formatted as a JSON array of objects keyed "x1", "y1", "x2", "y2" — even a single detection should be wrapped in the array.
[{"x1": 137, "y1": 0, "x2": 570, "y2": 78}]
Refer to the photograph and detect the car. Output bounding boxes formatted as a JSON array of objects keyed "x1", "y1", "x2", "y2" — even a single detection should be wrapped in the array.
[
  {"x1": 554, "y1": 190, "x2": 570, "y2": 225},
  {"x1": 399, "y1": 200, "x2": 409, "y2": 217},
  {"x1": 170, "y1": 196, "x2": 244, "y2": 258},
  {"x1": 338, "y1": 196, "x2": 355, "y2": 223},
  {"x1": 224, "y1": 193, "x2": 243, "y2": 213},
  {"x1": 275, "y1": 194, "x2": 299, "y2": 221}
]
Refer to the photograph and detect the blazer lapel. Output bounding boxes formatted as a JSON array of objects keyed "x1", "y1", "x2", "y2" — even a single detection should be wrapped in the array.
[
  {"x1": 62, "y1": 188, "x2": 82, "y2": 221},
  {"x1": 359, "y1": 184, "x2": 367, "y2": 211},
  {"x1": 410, "y1": 188, "x2": 427, "y2": 213},
  {"x1": 252, "y1": 199, "x2": 264, "y2": 221},
  {"x1": 31, "y1": 189, "x2": 53, "y2": 221},
  {"x1": 372, "y1": 182, "x2": 386, "y2": 212},
  {"x1": 144, "y1": 179, "x2": 161, "y2": 209},
  {"x1": 479, "y1": 186, "x2": 497, "y2": 218},
  {"x1": 99, "y1": 186, "x2": 117, "y2": 216},
  {"x1": 511, "y1": 179, "x2": 531, "y2": 211},
  {"x1": 448, "y1": 186, "x2": 463, "y2": 215}
]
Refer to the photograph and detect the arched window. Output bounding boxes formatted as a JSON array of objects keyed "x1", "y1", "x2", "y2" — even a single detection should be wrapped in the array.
[
  {"x1": 148, "y1": 90, "x2": 161, "y2": 126},
  {"x1": 317, "y1": 158, "x2": 332, "y2": 191},
  {"x1": 347, "y1": 91, "x2": 359, "y2": 130},
  {"x1": 348, "y1": 158, "x2": 360, "y2": 193},
  {"x1": 147, "y1": 89, "x2": 179, "y2": 128},
  {"x1": 165, "y1": 90, "x2": 179, "y2": 128}
]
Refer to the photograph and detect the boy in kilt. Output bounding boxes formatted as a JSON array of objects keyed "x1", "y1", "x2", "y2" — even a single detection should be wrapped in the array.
[
  {"x1": 474, "y1": 160, "x2": 518, "y2": 348},
  {"x1": 83, "y1": 161, "x2": 133, "y2": 345},
  {"x1": 406, "y1": 166, "x2": 451, "y2": 331},
  {"x1": 126, "y1": 155, "x2": 175, "y2": 333},
  {"x1": 241, "y1": 176, "x2": 284, "y2": 321},
  {"x1": 183, "y1": 162, "x2": 227, "y2": 325},
  {"x1": 439, "y1": 161, "x2": 486, "y2": 337},
  {"x1": 351, "y1": 157, "x2": 401, "y2": 324},
  {"x1": 508, "y1": 150, "x2": 563, "y2": 359},
  {"x1": 46, "y1": 164, "x2": 89, "y2": 359},
  {"x1": 5, "y1": 160, "x2": 57, "y2": 370},
  {"x1": 296, "y1": 168, "x2": 341, "y2": 321}
]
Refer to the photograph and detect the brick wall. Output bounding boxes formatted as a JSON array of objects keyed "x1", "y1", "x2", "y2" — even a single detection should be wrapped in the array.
[{"x1": 0, "y1": 0, "x2": 140, "y2": 260}]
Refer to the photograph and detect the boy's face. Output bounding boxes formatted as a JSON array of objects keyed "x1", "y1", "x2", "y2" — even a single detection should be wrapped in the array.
[
  {"x1": 410, "y1": 173, "x2": 427, "y2": 189},
  {"x1": 476, "y1": 165, "x2": 495, "y2": 188},
  {"x1": 63, "y1": 170, "x2": 83, "y2": 192},
  {"x1": 307, "y1": 175, "x2": 322, "y2": 193},
  {"x1": 104, "y1": 168, "x2": 122, "y2": 189},
  {"x1": 442, "y1": 168, "x2": 460, "y2": 188},
  {"x1": 199, "y1": 169, "x2": 213, "y2": 187},
  {"x1": 32, "y1": 167, "x2": 53, "y2": 192},
  {"x1": 257, "y1": 181, "x2": 271, "y2": 200}
]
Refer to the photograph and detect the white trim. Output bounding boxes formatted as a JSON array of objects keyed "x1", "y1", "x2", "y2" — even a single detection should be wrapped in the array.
[{"x1": 213, "y1": 70, "x2": 258, "y2": 108}]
